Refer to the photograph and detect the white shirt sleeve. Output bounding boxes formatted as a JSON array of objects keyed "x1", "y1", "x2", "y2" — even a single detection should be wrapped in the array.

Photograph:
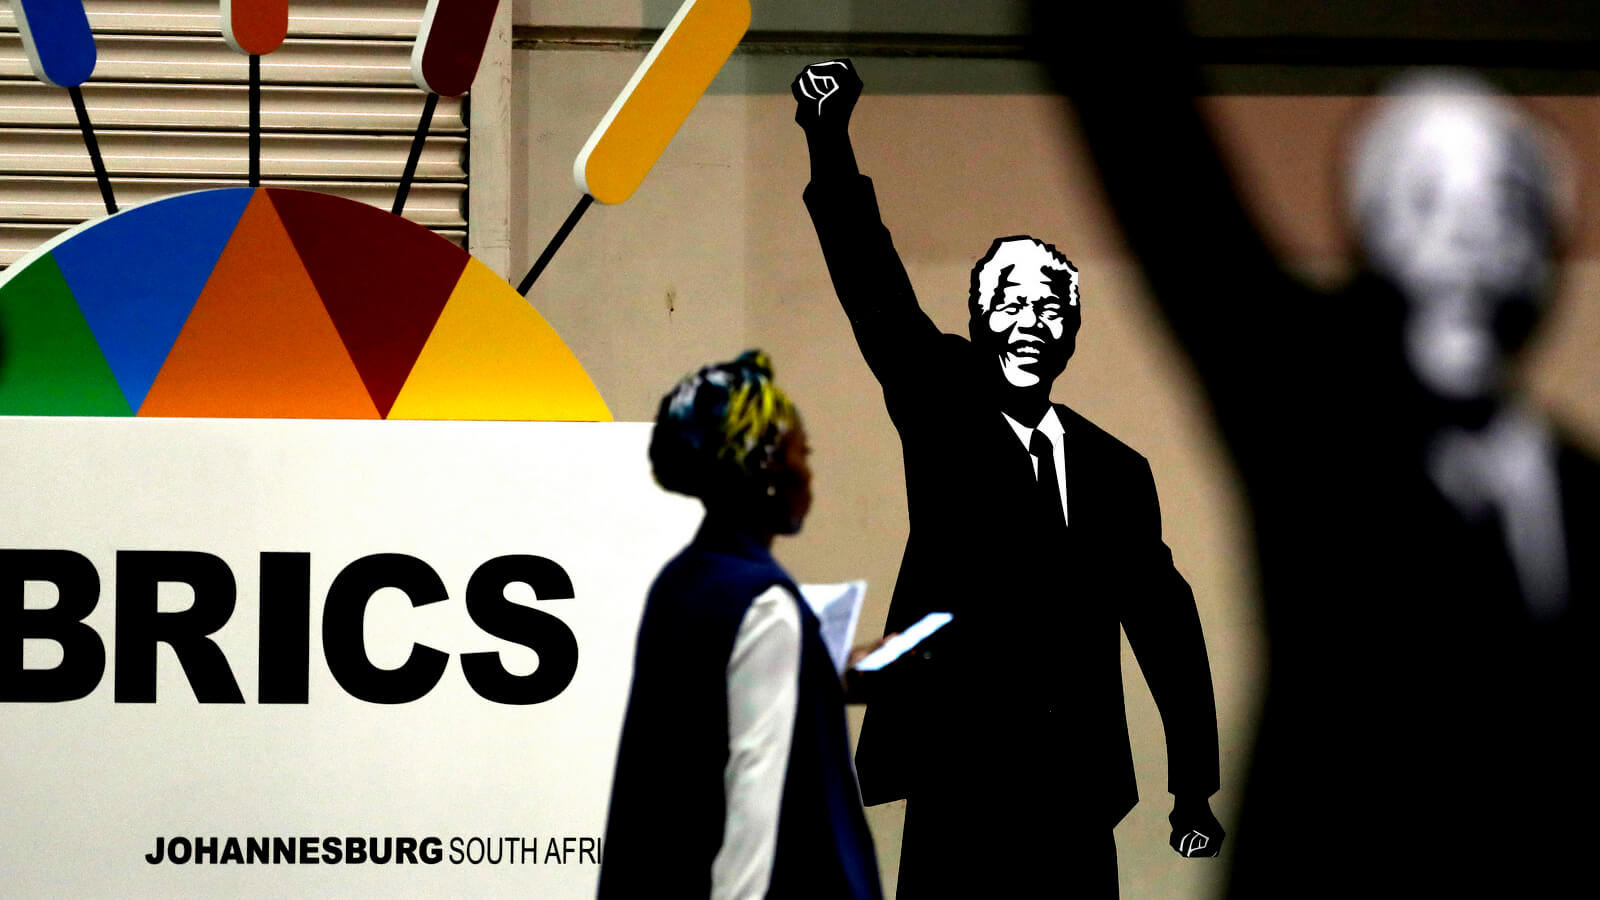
[
  {"x1": 710, "y1": 585, "x2": 803, "y2": 900},
  {"x1": 1426, "y1": 410, "x2": 1569, "y2": 619}
]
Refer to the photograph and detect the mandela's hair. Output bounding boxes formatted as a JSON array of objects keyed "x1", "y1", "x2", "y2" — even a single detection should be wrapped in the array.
[
  {"x1": 1346, "y1": 69, "x2": 1571, "y2": 243},
  {"x1": 969, "y1": 235, "x2": 1080, "y2": 319},
  {"x1": 649, "y1": 350, "x2": 799, "y2": 501}
]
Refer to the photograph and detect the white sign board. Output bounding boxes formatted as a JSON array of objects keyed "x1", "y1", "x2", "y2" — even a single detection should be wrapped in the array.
[{"x1": 0, "y1": 418, "x2": 700, "y2": 897}]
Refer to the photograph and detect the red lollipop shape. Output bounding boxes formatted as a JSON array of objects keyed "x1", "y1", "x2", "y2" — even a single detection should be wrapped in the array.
[
  {"x1": 221, "y1": 0, "x2": 288, "y2": 56},
  {"x1": 411, "y1": 0, "x2": 500, "y2": 97}
]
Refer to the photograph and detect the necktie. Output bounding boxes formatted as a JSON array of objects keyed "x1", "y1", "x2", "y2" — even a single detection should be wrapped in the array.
[{"x1": 1029, "y1": 429, "x2": 1067, "y2": 533}]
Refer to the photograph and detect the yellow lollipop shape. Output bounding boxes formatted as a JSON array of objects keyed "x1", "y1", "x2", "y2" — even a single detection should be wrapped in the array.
[
  {"x1": 517, "y1": 0, "x2": 749, "y2": 296},
  {"x1": 574, "y1": 0, "x2": 751, "y2": 206}
]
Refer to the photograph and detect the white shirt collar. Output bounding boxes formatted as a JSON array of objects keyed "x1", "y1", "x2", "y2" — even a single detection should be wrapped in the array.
[
  {"x1": 1001, "y1": 407, "x2": 1065, "y2": 449},
  {"x1": 1425, "y1": 405, "x2": 1567, "y2": 619},
  {"x1": 1000, "y1": 407, "x2": 1069, "y2": 525}
]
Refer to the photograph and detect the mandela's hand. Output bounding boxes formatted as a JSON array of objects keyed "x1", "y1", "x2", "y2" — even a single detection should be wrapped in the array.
[
  {"x1": 1169, "y1": 797, "x2": 1225, "y2": 858},
  {"x1": 791, "y1": 58, "x2": 862, "y2": 133}
]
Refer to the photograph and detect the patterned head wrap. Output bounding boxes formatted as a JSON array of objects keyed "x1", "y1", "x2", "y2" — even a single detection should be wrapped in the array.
[{"x1": 650, "y1": 350, "x2": 800, "y2": 501}]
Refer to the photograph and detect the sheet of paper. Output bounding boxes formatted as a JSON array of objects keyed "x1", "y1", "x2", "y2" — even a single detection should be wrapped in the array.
[
  {"x1": 852, "y1": 611, "x2": 952, "y2": 672},
  {"x1": 798, "y1": 580, "x2": 866, "y2": 676}
]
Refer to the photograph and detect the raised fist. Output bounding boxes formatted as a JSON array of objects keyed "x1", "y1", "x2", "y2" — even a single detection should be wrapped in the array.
[{"x1": 791, "y1": 59, "x2": 862, "y2": 133}]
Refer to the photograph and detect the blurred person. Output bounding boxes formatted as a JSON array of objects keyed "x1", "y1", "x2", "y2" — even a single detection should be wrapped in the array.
[
  {"x1": 792, "y1": 60, "x2": 1224, "y2": 898},
  {"x1": 597, "y1": 351, "x2": 882, "y2": 900},
  {"x1": 1035, "y1": 2, "x2": 1597, "y2": 894}
]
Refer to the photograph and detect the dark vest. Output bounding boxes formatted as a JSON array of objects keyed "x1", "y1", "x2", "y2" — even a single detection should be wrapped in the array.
[{"x1": 597, "y1": 520, "x2": 882, "y2": 900}]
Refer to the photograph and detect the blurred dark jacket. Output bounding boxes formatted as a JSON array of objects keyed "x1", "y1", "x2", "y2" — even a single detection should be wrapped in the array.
[
  {"x1": 1033, "y1": 2, "x2": 1598, "y2": 892},
  {"x1": 598, "y1": 520, "x2": 881, "y2": 899}
]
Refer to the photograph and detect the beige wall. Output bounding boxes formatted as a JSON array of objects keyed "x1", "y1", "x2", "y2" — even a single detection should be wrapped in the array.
[
  {"x1": 514, "y1": 0, "x2": 1600, "y2": 40},
  {"x1": 514, "y1": 0, "x2": 1030, "y2": 34},
  {"x1": 509, "y1": 29, "x2": 1600, "y2": 900}
]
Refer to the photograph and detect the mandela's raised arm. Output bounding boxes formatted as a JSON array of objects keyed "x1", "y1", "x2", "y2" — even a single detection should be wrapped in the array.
[{"x1": 794, "y1": 59, "x2": 943, "y2": 389}]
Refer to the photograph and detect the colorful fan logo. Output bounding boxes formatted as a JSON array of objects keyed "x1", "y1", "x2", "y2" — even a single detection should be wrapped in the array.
[
  {"x1": 0, "y1": 187, "x2": 611, "y2": 421},
  {"x1": 0, "y1": 0, "x2": 754, "y2": 420}
]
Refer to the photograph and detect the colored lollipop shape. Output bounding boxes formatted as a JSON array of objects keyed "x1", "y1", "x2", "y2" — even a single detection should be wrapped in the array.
[
  {"x1": 395, "y1": 0, "x2": 502, "y2": 216},
  {"x1": 519, "y1": 0, "x2": 751, "y2": 296},
  {"x1": 7, "y1": 0, "x2": 114, "y2": 212},
  {"x1": 221, "y1": 0, "x2": 288, "y2": 56},
  {"x1": 9, "y1": 0, "x2": 93, "y2": 87},
  {"x1": 220, "y1": 1, "x2": 288, "y2": 188},
  {"x1": 573, "y1": 0, "x2": 751, "y2": 206}
]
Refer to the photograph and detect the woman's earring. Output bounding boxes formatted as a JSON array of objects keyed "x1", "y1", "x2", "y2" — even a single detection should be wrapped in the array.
[{"x1": 766, "y1": 484, "x2": 777, "y2": 496}]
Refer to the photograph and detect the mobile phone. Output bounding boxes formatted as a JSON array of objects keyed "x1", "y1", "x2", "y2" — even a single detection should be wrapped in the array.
[{"x1": 852, "y1": 612, "x2": 953, "y2": 671}]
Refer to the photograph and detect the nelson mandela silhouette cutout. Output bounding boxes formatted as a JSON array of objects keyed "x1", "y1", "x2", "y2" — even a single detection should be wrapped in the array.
[{"x1": 794, "y1": 58, "x2": 1223, "y2": 898}]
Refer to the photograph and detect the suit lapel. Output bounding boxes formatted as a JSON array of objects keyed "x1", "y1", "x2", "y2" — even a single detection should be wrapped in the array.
[
  {"x1": 977, "y1": 410, "x2": 1067, "y2": 544},
  {"x1": 985, "y1": 410, "x2": 1040, "y2": 495},
  {"x1": 1055, "y1": 403, "x2": 1080, "y2": 532},
  {"x1": 1556, "y1": 440, "x2": 1598, "y2": 606}
]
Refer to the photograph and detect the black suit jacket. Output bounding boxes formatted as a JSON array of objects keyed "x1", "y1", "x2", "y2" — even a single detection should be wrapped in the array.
[{"x1": 804, "y1": 174, "x2": 1220, "y2": 830}]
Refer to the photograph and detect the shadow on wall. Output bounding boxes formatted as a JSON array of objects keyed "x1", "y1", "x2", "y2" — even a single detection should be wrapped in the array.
[{"x1": 639, "y1": 0, "x2": 1047, "y2": 96}]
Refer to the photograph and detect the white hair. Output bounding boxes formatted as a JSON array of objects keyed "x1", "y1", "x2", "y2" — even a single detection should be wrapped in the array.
[
  {"x1": 969, "y1": 236, "x2": 1079, "y2": 317},
  {"x1": 1346, "y1": 69, "x2": 1574, "y2": 242}
]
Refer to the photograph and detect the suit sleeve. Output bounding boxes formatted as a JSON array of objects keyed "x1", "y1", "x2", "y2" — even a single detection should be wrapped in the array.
[
  {"x1": 803, "y1": 173, "x2": 946, "y2": 397},
  {"x1": 1119, "y1": 456, "x2": 1222, "y2": 798}
]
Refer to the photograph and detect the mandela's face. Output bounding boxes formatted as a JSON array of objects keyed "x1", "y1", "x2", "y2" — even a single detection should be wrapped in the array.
[
  {"x1": 1357, "y1": 91, "x2": 1554, "y2": 402},
  {"x1": 980, "y1": 266, "x2": 1079, "y2": 389}
]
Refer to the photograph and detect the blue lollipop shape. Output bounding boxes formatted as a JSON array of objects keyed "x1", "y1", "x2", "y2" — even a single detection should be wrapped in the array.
[{"x1": 6, "y1": 0, "x2": 113, "y2": 212}]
